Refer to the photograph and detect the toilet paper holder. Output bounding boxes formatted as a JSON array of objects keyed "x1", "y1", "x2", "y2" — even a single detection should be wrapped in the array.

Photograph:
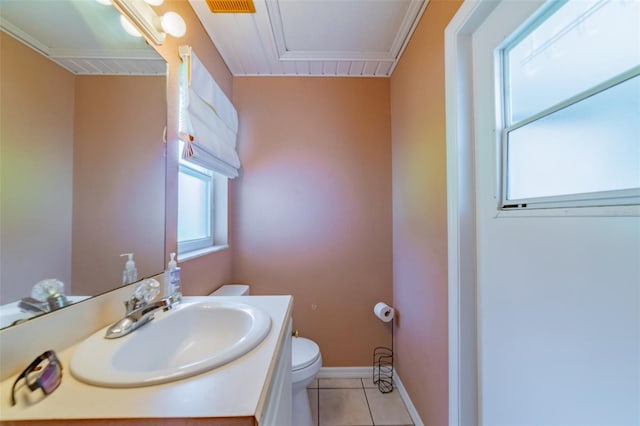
[{"x1": 372, "y1": 320, "x2": 394, "y2": 394}]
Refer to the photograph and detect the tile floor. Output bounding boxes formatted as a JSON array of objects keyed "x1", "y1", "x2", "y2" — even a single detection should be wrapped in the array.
[{"x1": 306, "y1": 377, "x2": 414, "y2": 426}]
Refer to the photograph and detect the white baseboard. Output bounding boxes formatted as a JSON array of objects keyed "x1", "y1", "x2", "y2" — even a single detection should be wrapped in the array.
[
  {"x1": 317, "y1": 367, "x2": 424, "y2": 426},
  {"x1": 317, "y1": 366, "x2": 370, "y2": 378},
  {"x1": 392, "y1": 371, "x2": 424, "y2": 426}
]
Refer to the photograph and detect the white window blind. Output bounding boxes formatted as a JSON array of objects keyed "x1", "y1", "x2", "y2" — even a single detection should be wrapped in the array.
[{"x1": 178, "y1": 45, "x2": 240, "y2": 178}]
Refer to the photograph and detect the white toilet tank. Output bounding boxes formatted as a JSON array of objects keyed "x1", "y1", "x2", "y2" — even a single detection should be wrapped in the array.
[{"x1": 209, "y1": 284, "x2": 250, "y2": 296}]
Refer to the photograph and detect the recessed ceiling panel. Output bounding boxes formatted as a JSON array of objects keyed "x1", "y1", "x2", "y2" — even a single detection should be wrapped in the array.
[
  {"x1": 275, "y1": 0, "x2": 412, "y2": 56},
  {"x1": 188, "y1": 0, "x2": 428, "y2": 77}
]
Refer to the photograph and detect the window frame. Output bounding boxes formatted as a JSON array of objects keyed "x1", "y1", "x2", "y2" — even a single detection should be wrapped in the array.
[
  {"x1": 497, "y1": 2, "x2": 640, "y2": 211},
  {"x1": 177, "y1": 159, "x2": 229, "y2": 260}
]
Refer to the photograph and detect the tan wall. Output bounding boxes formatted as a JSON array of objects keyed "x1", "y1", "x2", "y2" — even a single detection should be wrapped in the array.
[
  {"x1": 0, "y1": 33, "x2": 74, "y2": 303},
  {"x1": 152, "y1": 0, "x2": 234, "y2": 294},
  {"x1": 390, "y1": 1, "x2": 463, "y2": 424},
  {"x1": 231, "y1": 77, "x2": 393, "y2": 366},
  {"x1": 72, "y1": 76, "x2": 166, "y2": 295}
]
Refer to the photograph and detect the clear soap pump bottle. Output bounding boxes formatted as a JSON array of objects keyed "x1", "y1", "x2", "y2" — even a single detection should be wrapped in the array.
[
  {"x1": 120, "y1": 253, "x2": 138, "y2": 285},
  {"x1": 164, "y1": 252, "x2": 182, "y2": 302}
]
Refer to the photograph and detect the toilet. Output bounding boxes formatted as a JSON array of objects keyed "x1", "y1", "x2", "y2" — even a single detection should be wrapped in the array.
[
  {"x1": 210, "y1": 285, "x2": 322, "y2": 426},
  {"x1": 291, "y1": 335, "x2": 322, "y2": 426}
]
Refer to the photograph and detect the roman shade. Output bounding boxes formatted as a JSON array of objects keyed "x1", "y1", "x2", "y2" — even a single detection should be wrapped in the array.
[{"x1": 178, "y1": 45, "x2": 240, "y2": 178}]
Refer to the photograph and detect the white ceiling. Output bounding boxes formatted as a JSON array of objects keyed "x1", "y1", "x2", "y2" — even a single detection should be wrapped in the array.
[
  {"x1": 189, "y1": 0, "x2": 428, "y2": 77},
  {"x1": 0, "y1": 0, "x2": 165, "y2": 75}
]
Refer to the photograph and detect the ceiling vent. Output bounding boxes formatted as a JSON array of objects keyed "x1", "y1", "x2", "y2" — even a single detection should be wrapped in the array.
[{"x1": 206, "y1": 0, "x2": 256, "y2": 13}]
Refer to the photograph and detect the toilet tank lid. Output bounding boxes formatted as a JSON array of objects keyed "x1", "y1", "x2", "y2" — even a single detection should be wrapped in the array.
[
  {"x1": 292, "y1": 337, "x2": 320, "y2": 371},
  {"x1": 209, "y1": 284, "x2": 250, "y2": 296}
]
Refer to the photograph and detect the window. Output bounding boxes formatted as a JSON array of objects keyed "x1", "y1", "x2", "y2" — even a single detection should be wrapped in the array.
[
  {"x1": 178, "y1": 162, "x2": 213, "y2": 253},
  {"x1": 176, "y1": 47, "x2": 238, "y2": 259},
  {"x1": 499, "y1": 0, "x2": 640, "y2": 209},
  {"x1": 177, "y1": 147, "x2": 228, "y2": 258}
]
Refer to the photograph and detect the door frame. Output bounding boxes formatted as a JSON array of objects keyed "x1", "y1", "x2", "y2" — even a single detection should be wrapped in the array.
[{"x1": 444, "y1": 1, "x2": 499, "y2": 425}]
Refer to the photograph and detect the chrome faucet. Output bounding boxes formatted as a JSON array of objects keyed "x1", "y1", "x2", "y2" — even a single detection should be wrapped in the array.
[
  {"x1": 105, "y1": 279, "x2": 170, "y2": 339},
  {"x1": 18, "y1": 297, "x2": 49, "y2": 314},
  {"x1": 105, "y1": 297, "x2": 172, "y2": 339},
  {"x1": 19, "y1": 293, "x2": 69, "y2": 314}
]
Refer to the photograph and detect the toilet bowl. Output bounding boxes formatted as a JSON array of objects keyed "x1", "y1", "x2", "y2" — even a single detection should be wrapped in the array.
[
  {"x1": 210, "y1": 285, "x2": 322, "y2": 426},
  {"x1": 292, "y1": 336, "x2": 322, "y2": 426}
]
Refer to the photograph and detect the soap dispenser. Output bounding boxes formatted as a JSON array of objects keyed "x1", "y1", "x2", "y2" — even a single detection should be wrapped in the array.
[
  {"x1": 120, "y1": 253, "x2": 138, "y2": 285},
  {"x1": 164, "y1": 252, "x2": 181, "y2": 302}
]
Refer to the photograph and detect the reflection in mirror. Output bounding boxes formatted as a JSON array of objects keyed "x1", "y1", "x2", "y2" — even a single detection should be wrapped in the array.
[{"x1": 0, "y1": 0, "x2": 167, "y2": 328}]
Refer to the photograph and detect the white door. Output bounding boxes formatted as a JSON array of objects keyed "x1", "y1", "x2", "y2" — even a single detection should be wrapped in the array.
[{"x1": 469, "y1": 1, "x2": 640, "y2": 425}]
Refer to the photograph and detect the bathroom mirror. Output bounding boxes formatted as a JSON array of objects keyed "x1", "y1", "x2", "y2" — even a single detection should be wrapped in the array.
[{"x1": 0, "y1": 0, "x2": 167, "y2": 328}]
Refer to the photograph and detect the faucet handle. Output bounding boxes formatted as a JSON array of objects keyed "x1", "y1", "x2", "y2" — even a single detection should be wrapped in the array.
[
  {"x1": 32, "y1": 279, "x2": 66, "y2": 302},
  {"x1": 125, "y1": 279, "x2": 161, "y2": 312}
]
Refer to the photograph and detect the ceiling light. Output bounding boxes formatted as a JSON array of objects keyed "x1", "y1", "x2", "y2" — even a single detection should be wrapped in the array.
[
  {"x1": 144, "y1": 0, "x2": 164, "y2": 5},
  {"x1": 160, "y1": 11, "x2": 186, "y2": 38},
  {"x1": 119, "y1": 14, "x2": 142, "y2": 37},
  {"x1": 112, "y1": 0, "x2": 186, "y2": 45}
]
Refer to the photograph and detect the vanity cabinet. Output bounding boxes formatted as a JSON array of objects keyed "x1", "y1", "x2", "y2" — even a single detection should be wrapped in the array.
[
  {"x1": 0, "y1": 296, "x2": 293, "y2": 425},
  {"x1": 258, "y1": 320, "x2": 292, "y2": 426}
]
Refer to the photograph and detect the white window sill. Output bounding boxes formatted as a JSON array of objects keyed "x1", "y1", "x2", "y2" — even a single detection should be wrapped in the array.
[
  {"x1": 178, "y1": 244, "x2": 229, "y2": 262},
  {"x1": 495, "y1": 204, "x2": 640, "y2": 218}
]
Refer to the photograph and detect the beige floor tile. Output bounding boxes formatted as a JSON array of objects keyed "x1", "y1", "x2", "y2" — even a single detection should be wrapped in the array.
[
  {"x1": 364, "y1": 388, "x2": 413, "y2": 426},
  {"x1": 319, "y1": 378, "x2": 363, "y2": 389},
  {"x1": 361, "y1": 377, "x2": 378, "y2": 388},
  {"x1": 308, "y1": 388, "x2": 319, "y2": 425},
  {"x1": 308, "y1": 378, "x2": 319, "y2": 389},
  {"x1": 319, "y1": 388, "x2": 373, "y2": 426}
]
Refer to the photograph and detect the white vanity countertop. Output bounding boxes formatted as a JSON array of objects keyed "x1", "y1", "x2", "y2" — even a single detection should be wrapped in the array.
[{"x1": 0, "y1": 295, "x2": 293, "y2": 424}]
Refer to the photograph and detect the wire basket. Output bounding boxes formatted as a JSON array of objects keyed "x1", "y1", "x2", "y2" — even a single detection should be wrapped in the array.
[
  {"x1": 372, "y1": 315, "x2": 394, "y2": 393},
  {"x1": 372, "y1": 345, "x2": 393, "y2": 393}
]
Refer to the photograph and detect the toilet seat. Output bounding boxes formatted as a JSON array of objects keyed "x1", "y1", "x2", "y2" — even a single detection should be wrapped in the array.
[{"x1": 292, "y1": 337, "x2": 320, "y2": 371}]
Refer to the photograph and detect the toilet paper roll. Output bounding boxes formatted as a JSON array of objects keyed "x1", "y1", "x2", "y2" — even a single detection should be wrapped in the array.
[{"x1": 374, "y1": 302, "x2": 395, "y2": 323}]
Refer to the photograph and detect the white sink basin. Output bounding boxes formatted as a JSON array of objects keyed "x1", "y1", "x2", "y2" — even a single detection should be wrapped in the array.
[{"x1": 70, "y1": 299, "x2": 272, "y2": 387}]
